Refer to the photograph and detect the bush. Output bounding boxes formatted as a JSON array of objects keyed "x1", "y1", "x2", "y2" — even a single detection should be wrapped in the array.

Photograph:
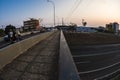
[{"x1": 0, "y1": 29, "x2": 5, "y2": 37}]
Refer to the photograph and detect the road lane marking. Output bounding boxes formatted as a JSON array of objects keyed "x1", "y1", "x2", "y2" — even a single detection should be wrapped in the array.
[
  {"x1": 75, "y1": 61, "x2": 90, "y2": 64},
  {"x1": 94, "y1": 68, "x2": 120, "y2": 80},
  {"x1": 73, "y1": 50, "x2": 120, "y2": 57},
  {"x1": 79, "y1": 61, "x2": 120, "y2": 74},
  {"x1": 72, "y1": 43, "x2": 120, "y2": 48}
]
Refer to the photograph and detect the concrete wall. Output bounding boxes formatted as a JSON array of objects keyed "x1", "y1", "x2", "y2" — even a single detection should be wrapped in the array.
[
  {"x1": 0, "y1": 31, "x2": 55, "y2": 69},
  {"x1": 59, "y1": 30, "x2": 80, "y2": 80}
]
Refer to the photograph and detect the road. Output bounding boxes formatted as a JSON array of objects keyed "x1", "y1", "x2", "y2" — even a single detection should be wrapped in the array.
[
  {"x1": 0, "y1": 31, "x2": 60, "y2": 80},
  {"x1": 0, "y1": 32, "x2": 42, "y2": 49},
  {"x1": 70, "y1": 44, "x2": 120, "y2": 80}
]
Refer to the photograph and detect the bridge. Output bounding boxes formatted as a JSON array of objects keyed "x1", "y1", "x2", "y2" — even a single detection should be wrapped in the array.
[{"x1": 0, "y1": 30, "x2": 120, "y2": 80}]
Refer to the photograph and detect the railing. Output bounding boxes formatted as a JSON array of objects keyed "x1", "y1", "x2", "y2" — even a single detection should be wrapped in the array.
[{"x1": 59, "y1": 30, "x2": 80, "y2": 80}]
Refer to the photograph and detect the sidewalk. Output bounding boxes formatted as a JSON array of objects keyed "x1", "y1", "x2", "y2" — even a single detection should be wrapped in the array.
[{"x1": 0, "y1": 31, "x2": 60, "y2": 80}]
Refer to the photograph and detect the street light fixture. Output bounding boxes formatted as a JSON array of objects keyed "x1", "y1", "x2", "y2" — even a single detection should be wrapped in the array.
[{"x1": 47, "y1": 0, "x2": 55, "y2": 27}]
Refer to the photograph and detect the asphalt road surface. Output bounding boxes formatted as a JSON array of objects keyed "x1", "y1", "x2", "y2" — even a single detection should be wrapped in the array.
[{"x1": 70, "y1": 44, "x2": 120, "y2": 80}]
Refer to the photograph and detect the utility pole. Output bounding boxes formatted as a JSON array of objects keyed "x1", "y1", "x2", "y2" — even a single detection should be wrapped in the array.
[{"x1": 47, "y1": 0, "x2": 56, "y2": 27}]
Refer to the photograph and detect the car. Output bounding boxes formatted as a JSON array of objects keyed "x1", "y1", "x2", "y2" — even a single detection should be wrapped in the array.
[{"x1": 3, "y1": 35, "x2": 10, "y2": 42}]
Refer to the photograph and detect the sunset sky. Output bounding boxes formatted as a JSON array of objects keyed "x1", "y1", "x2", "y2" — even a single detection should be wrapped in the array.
[{"x1": 0, "y1": 0, "x2": 120, "y2": 27}]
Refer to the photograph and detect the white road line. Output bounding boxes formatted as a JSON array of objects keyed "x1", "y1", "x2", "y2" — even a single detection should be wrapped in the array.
[
  {"x1": 94, "y1": 68, "x2": 120, "y2": 80},
  {"x1": 76, "y1": 61, "x2": 90, "y2": 64},
  {"x1": 79, "y1": 62, "x2": 120, "y2": 74},
  {"x1": 73, "y1": 50, "x2": 120, "y2": 57},
  {"x1": 74, "y1": 43, "x2": 120, "y2": 48}
]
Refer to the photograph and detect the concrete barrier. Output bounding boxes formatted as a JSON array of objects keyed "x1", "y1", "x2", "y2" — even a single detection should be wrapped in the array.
[
  {"x1": 59, "y1": 30, "x2": 80, "y2": 80},
  {"x1": 0, "y1": 31, "x2": 55, "y2": 69}
]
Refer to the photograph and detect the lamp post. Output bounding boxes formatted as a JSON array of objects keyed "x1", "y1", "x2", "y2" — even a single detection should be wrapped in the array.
[{"x1": 47, "y1": 0, "x2": 55, "y2": 27}]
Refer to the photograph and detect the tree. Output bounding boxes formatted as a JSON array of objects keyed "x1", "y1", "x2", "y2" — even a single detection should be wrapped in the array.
[
  {"x1": 82, "y1": 19, "x2": 87, "y2": 26},
  {"x1": 5, "y1": 24, "x2": 16, "y2": 35},
  {"x1": 0, "y1": 29, "x2": 5, "y2": 37},
  {"x1": 5, "y1": 24, "x2": 16, "y2": 40},
  {"x1": 83, "y1": 22, "x2": 87, "y2": 26},
  {"x1": 68, "y1": 22, "x2": 77, "y2": 32}
]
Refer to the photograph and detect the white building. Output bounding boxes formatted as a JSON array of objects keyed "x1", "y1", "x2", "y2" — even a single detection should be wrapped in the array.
[{"x1": 76, "y1": 26, "x2": 97, "y2": 32}]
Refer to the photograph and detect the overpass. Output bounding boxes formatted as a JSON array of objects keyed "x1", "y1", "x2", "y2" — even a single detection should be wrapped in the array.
[{"x1": 0, "y1": 30, "x2": 120, "y2": 80}]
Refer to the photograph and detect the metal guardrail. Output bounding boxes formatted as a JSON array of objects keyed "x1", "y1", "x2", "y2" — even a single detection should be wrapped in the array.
[{"x1": 59, "y1": 30, "x2": 80, "y2": 80}]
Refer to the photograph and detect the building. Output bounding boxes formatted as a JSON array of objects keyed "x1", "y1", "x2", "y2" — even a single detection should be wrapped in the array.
[
  {"x1": 55, "y1": 25, "x2": 73, "y2": 31},
  {"x1": 76, "y1": 26, "x2": 97, "y2": 32},
  {"x1": 16, "y1": 27, "x2": 23, "y2": 32},
  {"x1": 97, "y1": 26, "x2": 106, "y2": 32},
  {"x1": 23, "y1": 18, "x2": 40, "y2": 31},
  {"x1": 112, "y1": 22, "x2": 119, "y2": 33},
  {"x1": 106, "y1": 22, "x2": 119, "y2": 33}
]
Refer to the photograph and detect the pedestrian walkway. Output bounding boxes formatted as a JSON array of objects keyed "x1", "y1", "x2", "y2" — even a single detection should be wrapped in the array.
[{"x1": 0, "y1": 31, "x2": 60, "y2": 80}]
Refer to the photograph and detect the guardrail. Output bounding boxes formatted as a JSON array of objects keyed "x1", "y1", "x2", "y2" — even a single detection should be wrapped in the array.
[
  {"x1": 0, "y1": 31, "x2": 55, "y2": 69},
  {"x1": 59, "y1": 30, "x2": 80, "y2": 80}
]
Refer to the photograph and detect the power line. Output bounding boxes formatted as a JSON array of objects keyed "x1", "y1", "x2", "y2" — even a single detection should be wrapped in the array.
[
  {"x1": 70, "y1": 0, "x2": 79, "y2": 13},
  {"x1": 65, "y1": 0, "x2": 83, "y2": 21},
  {"x1": 71, "y1": 0, "x2": 82, "y2": 16},
  {"x1": 65, "y1": 0, "x2": 79, "y2": 19}
]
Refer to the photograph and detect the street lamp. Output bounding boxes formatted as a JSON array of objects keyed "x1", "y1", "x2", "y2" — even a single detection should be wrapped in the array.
[{"x1": 47, "y1": 0, "x2": 55, "y2": 27}]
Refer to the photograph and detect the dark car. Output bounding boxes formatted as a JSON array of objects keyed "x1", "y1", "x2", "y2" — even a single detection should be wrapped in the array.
[{"x1": 4, "y1": 35, "x2": 10, "y2": 42}]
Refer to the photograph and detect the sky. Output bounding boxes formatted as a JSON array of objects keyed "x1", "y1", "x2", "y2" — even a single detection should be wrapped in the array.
[{"x1": 0, "y1": 0, "x2": 120, "y2": 28}]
